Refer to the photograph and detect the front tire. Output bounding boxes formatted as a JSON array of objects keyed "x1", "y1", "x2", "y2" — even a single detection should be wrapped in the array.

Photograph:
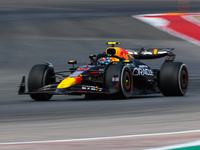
[
  {"x1": 28, "y1": 64, "x2": 55, "y2": 101},
  {"x1": 106, "y1": 64, "x2": 133, "y2": 98},
  {"x1": 159, "y1": 62, "x2": 188, "y2": 96}
]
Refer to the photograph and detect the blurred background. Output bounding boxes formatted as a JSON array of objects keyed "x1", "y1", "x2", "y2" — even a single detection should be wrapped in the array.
[
  {"x1": 0, "y1": 0, "x2": 197, "y2": 94},
  {"x1": 1, "y1": 0, "x2": 200, "y2": 149}
]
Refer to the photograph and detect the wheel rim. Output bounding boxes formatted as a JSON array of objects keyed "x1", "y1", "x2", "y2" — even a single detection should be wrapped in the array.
[
  {"x1": 123, "y1": 69, "x2": 132, "y2": 94},
  {"x1": 180, "y1": 66, "x2": 188, "y2": 92}
]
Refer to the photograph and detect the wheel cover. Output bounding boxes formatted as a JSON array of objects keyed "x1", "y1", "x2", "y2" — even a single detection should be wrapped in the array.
[
  {"x1": 122, "y1": 69, "x2": 132, "y2": 94},
  {"x1": 180, "y1": 66, "x2": 188, "y2": 93}
]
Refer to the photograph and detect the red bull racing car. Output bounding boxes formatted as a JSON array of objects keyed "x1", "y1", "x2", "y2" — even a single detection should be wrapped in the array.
[{"x1": 18, "y1": 42, "x2": 189, "y2": 101}]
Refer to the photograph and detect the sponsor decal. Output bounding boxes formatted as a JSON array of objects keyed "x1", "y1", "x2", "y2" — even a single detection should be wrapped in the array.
[
  {"x1": 138, "y1": 65, "x2": 148, "y2": 68},
  {"x1": 99, "y1": 68, "x2": 104, "y2": 73},
  {"x1": 82, "y1": 85, "x2": 103, "y2": 91},
  {"x1": 69, "y1": 71, "x2": 83, "y2": 77},
  {"x1": 112, "y1": 77, "x2": 119, "y2": 82},
  {"x1": 77, "y1": 68, "x2": 83, "y2": 71},
  {"x1": 132, "y1": 68, "x2": 154, "y2": 76},
  {"x1": 165, "y1": 55, "x2": 175, "y2": 61},
  {"x1": 147, "y1": 79, "x2": 153, "y2": 82},
  {"x1": 77, "y1": 67, "x2": 90, "y2": 71}
]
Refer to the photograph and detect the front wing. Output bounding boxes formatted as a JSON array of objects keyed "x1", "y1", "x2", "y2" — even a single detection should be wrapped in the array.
[{"x1": 18, "y1": 76, "x2": 117, "y2": 95}]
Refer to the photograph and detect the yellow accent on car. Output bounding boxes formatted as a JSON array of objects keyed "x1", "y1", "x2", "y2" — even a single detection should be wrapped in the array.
[
  {"x1": 57, "y1": 77, "x2": 76, "y2": 89},
  {"x1": 124, "y1": 60, "x2": 131, "y2": 63},
  {"x1": 68, "y1": 60, "x2": 77, "y2": 65},
  {"x1": 153, "y1": 49, "x2": 158, "y2": 55},
  {"x1": 106, "y1": 47, "x2": 120, "y2": 55},
  {"x1": 107, "y1": 42, "x2": 120, "y2": 45},
  {"x1": 79, "y1": 74, "x2": 82, "y2": 78}
]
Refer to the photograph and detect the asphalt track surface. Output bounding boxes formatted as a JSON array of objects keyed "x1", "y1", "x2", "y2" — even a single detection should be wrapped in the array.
[{"x1": 1, "y1": 1, "x2": 200, "y2": 149}]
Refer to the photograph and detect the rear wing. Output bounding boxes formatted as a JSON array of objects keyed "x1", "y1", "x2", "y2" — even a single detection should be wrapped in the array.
[{"x1": 126, "y1": 48, "x2": 175, "y2": 61}]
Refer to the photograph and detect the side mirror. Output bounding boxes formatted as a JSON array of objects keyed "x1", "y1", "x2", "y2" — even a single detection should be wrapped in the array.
[
  {"x1": 89, "y1": 54, "x2": 96, "y2": 65},
  {"x1": 68, "y1": 60, "x2": 77, "y2": 64},
  {"x1": 68, "y1": 60, "x2": 77, "y2": 67}
]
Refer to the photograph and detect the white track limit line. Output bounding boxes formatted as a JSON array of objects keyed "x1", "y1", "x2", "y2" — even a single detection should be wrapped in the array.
[{"x1": 0, "y1": 130, "x2": 200, "y2": 145}]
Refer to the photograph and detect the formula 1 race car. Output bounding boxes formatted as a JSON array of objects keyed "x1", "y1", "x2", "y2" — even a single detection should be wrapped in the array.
[{"x1": 18, "y1": 42, "x2": 188, "y2": 101}]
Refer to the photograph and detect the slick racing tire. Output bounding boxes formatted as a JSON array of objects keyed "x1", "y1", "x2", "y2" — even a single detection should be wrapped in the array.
[
  {"x1": 28, "y1": 64, "x2": 55, "y2": 101},
  {"x1": 159, "y1": 62, "x2": 188, "y2": 96},
  {"x1": 106, "y1": 64, "x2": 133, "y2": 99}
]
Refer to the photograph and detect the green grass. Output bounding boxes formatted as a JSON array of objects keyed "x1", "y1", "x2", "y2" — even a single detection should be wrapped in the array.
[{"x1": 172, "y1": 145, "x2": 200, "y2": 150}]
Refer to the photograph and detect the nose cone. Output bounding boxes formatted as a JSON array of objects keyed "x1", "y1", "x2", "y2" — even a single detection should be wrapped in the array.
[{"x1": 57, "y1": 77, "x2": 82, "y2": 89}]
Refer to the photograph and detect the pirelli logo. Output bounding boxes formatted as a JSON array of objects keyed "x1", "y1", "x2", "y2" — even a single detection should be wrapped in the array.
[{"x1": 112, "y1": 75, "x2": 119, "y2": 82}]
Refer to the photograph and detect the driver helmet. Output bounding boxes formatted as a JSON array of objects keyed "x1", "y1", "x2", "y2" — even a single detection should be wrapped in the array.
[{"x1": 99, "y1": 57, "x2": 111, "y2": 65}]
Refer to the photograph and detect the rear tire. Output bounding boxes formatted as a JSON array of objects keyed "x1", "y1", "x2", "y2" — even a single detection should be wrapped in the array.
[
  {"x1": 28, "y1": 64, "x2": 55, "y2": 101},
  {"x1": 159, "y1": 62, "x2": 188, "y2": 96},
  {"x1": 106, "y1": 64, "x2": 133, "y2": 98}
]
